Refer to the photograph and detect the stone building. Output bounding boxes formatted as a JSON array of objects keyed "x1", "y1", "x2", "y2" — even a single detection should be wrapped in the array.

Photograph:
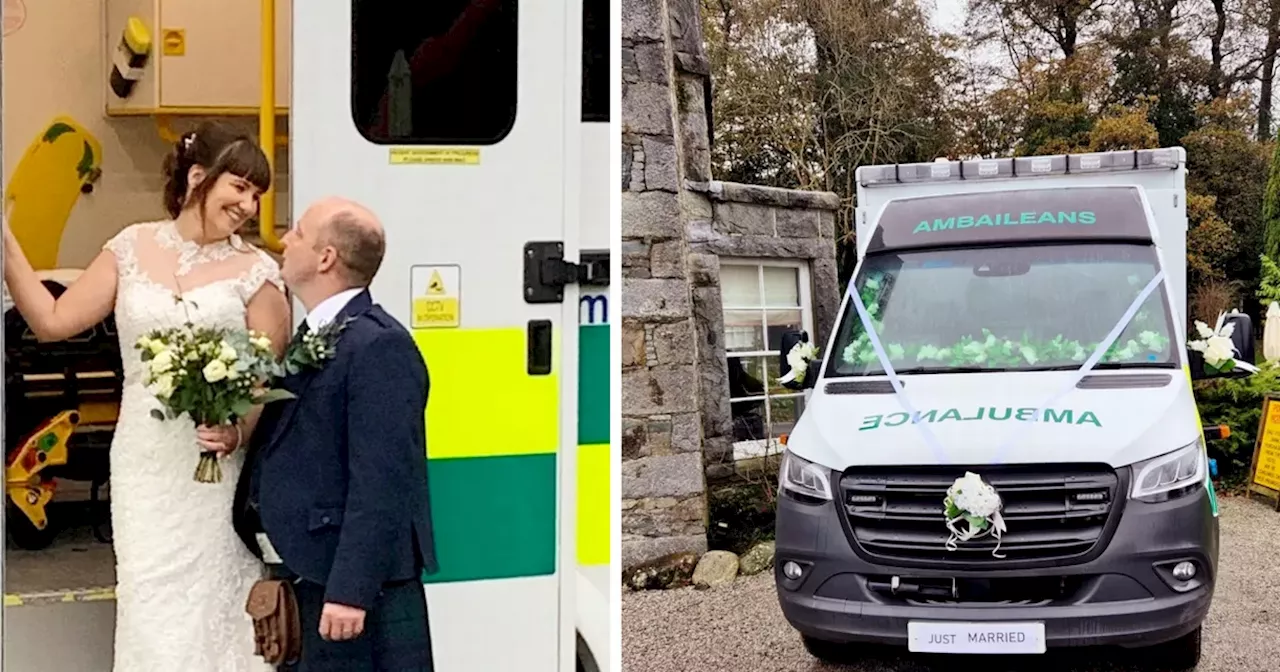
[{"x1": 621, "y1": 0, "x2": 841, "y2": 569}]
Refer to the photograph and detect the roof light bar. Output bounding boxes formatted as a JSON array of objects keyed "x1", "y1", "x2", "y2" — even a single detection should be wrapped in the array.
[
  {"x1": 1014, "y1": 155, "x2": 1066, "y2": 176},
  {"x1": 858, "y1": 147, "x2": 1183, "y2": 186},
  {"x1": 961, "y1": 158, "x2": 1014, "y2": 179}
]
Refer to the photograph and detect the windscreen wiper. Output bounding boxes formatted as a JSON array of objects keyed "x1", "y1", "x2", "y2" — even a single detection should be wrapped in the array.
[
  {"x1": 1023, "y1": 361, "x2": 1178, "y2": 372},
  {"x1": 878, "y1": 366, "x2": 1008, "y2": 375}
]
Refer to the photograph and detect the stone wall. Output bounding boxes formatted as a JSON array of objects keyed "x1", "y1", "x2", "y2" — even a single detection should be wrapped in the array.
[
  {"x1": 620, "y1": 0, "x2": 714, "y2": 569},
  {"x1": 686, "y1": 182, "x2": 841, "y2": 479},
  {"x1": 621, "y1": 0, "x2": 842, "y2": 569}
]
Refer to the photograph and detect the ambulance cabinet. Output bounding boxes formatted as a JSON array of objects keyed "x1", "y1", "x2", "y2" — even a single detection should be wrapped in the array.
[{"x1": 105, "y1": 0, "x2": 292, "y2": 114}]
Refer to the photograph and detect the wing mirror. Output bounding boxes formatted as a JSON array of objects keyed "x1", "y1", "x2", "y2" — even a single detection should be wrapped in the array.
[
  {"x1": 778, "y1": 330, "x2": 818, "y2": 390},
  {"x1": 1188, "y1": 311, "x2": 1257, "y2": 381}
]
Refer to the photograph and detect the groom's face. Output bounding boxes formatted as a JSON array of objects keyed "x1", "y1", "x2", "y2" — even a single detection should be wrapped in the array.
[{"x1": 281, "y1": 208, "x2": 326, "y2": 290}]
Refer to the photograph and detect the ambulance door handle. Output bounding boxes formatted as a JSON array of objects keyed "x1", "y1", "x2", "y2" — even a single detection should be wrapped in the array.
[{"x1": 527, "y1": 320, "x2": 553, "y2": 376}]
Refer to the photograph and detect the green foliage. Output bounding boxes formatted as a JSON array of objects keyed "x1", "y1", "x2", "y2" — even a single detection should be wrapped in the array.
[
  {"x1": 1258, "y1": 254, "x2": 1280, "y2": 310},
  {"x1": 283, "y1": 317, "x2": 353, "y2": 375},
  {"x1": 1187, "y1": 194, "x2": 1237, "y2": 289},
  {"x1": 707, "y1": 482, "x2": 776, "y2": 554},
  {"x1": 1193, "y1": 362, "x2": 1280, "y2": 485},
  {"x1": 1265, "y1": 140, "x2": 1280, "y2": 262},
  {"x1": 1175, "y1": 121, "x2": 1269, "y2": 293}
]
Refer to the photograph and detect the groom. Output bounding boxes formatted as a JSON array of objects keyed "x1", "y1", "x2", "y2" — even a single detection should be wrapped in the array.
[{"x1": 233, "y1": 196, "x2": 437, "y2": 671}]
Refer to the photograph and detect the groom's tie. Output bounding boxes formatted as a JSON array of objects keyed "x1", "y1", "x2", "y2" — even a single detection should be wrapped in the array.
[{"x1": 291, "y1": 320, "x2": 310, "y2": 347}]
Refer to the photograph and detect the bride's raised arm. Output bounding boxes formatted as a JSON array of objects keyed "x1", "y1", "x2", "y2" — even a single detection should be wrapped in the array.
[{"x1": 3, "y1": 221, "x2": 118, "y2": 343}]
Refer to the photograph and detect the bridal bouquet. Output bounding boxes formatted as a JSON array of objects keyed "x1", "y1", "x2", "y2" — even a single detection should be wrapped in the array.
[{"x1": 137, "y1": 325, "x2": 294, "y2": 483}]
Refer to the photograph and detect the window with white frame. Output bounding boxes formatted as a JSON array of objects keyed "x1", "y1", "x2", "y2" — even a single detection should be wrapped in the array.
[{"x1": 720, "y1": 259, "x2": 814, "y2": 462}]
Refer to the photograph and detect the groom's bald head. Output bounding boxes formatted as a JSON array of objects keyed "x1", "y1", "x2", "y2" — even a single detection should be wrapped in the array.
[
  {"x1": 282, "y1": 196, "x2": 387, "y2": 309},
  {"x1": 310, "y1": 197, "x2": 386, "y2": 288}
]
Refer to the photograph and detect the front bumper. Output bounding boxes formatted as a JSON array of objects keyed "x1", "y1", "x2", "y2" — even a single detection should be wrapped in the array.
[{"x1": 775, "y1": 483, "x2": 1218, "y2": 649}]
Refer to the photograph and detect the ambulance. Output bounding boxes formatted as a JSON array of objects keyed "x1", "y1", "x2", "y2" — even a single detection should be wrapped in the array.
[
  {"x1": 2, "y1": 1, "x2": 612, "y2": 670},
  {"x1": 774, "y1": 147, "x2": 1247, "y2": 671}
]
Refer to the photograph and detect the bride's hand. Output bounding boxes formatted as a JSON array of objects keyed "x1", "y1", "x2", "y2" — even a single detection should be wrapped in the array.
[{"x1": 196, "y1": 424, "x2": 242, "y2": 456}]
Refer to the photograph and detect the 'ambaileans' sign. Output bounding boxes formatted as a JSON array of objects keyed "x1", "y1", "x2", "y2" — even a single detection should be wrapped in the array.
[
  {"x1": 859, "y1": 406, "x2": 1102, "y2": 430},
  {"x1": 866, "y1": 186, "x2": 1152, "y2": 253},
  {"x1": 913, "y1": 209, "x2": 1096, "y2": 234}
]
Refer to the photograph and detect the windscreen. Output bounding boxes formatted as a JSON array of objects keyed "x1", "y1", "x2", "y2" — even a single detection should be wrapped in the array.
[{"x1": 826, "y1": 243, "x2": 1177, "y2": 377}]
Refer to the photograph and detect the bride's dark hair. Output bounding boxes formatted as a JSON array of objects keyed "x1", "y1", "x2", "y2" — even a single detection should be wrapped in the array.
[{"x1": 161, "y1": 121, "x2": 272, "y2": 220}]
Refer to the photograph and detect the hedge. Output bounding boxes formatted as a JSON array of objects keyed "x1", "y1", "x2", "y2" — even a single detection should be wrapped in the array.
[{"x1": 1193, "y1": 360, "x2": 1280, "y2": 487}]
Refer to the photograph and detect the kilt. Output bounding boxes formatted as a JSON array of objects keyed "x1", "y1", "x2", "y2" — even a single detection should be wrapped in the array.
[{"x1": 270, "y1": 566, "x2": 434, "y2": 672}]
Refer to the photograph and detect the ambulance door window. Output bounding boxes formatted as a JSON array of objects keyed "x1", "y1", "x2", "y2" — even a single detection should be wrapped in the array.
[
  {"x1": 582, "y1": 0, "x2": 609, "y2": 122},
  {"x1": 350, "y1": 0, "x2": 518, "y2": 145}
]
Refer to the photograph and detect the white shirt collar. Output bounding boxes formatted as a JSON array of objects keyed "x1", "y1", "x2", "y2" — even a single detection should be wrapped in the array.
[{"x1": 305, "y1": 288, "x2": 364, "y2": 331}]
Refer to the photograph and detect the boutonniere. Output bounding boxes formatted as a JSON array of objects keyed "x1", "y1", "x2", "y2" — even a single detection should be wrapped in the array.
[{"x1": 284, "y1": 317, "x2": 355, "y2": 375}]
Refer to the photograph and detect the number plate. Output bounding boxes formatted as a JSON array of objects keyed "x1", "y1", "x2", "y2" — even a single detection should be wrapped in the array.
[{"x1": 907, "y1": 621, "x2": 1046, "y2": 654}]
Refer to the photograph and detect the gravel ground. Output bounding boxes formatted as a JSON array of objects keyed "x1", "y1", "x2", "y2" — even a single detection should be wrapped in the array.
[{"x1": 622, "y1": 496, "x2": 1280, "y2": 672}]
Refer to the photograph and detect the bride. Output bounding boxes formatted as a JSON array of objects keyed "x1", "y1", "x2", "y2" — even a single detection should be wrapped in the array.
[{"x1": 3, "y1": 121, "x2": 291, "y2": 670}]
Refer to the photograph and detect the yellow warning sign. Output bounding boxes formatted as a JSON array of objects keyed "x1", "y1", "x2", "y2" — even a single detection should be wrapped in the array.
[
  {"x1": 427, "y1": 270, "x2": 446, "y2": 295},
  {"x1": 411, "y1": 265, "x2": 460, "y2": 329},
  {"x1": 389, "y1": 148, "x2": 480, "y2": 166},
  {"x1": 1251, "y1": 396, "x2": 1280, "y2": 493}
]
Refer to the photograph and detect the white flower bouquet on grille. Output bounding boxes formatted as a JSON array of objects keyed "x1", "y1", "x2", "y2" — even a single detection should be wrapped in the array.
[
  {"x1": 943, "y1": 472, "x2": 1008, "y2": 558},
  {"x1": 137, "y1": 324, "x2": 293, "y2": 483}
]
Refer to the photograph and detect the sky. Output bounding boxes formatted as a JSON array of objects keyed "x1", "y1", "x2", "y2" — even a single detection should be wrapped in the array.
[{"x1": 930, "y1": 0, "x2": 968, "y2": 34}]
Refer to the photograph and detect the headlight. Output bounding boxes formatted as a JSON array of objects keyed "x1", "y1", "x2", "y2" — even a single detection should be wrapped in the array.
[
  {"x1": 1130, "y1": 440, "x2": 1206, "y2": 502},
  {"x1": 779, "y1": 449, "x2": 833, "y2": 501}
]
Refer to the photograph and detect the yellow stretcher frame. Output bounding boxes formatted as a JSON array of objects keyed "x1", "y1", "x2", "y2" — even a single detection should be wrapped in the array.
[{"x1": 5, "y1": 410, "x2": 80, "y2": 531}]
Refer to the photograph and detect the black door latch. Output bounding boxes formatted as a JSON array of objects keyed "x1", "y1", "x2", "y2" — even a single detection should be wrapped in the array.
[{"x1": 523, "y1": 242, "x2": 610, "y2": 304}]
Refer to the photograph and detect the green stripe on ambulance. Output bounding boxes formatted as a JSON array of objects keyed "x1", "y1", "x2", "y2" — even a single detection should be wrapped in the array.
[
  {"x1": 578, "y1": 290, "x2": 609, "y2": 567},
  {"x1": 414, "y1": 328, "x2": 558, "y2": 583}
]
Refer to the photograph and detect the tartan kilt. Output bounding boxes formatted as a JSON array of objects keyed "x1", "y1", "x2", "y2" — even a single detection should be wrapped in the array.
[{"x1": 278, "y1": 573, "x2": 434, "y2": 672}]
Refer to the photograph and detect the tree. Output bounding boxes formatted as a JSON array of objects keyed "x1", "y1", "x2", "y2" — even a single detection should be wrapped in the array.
[
  {"x1": 702, "y1": 0, "x2": 817, "y2": 187},
  {"x1": 1257, "y1": 253, "x2": 1280, "y2": 308},
  {"x1": 798, "y1": 0, "x2": 959, "y2": 274},
  {"x1": 1257, "y1": 0, "x2": 1280, "y2": 138},
  {"x1": 1262, "y1": 133, "x2": 1280, "y2": 261},
  {"x1": 966, "y1": 0, "x2": 1106, "y2": 61},
  {"x1": 1106, "y1": 0, "x2": 1203, "y2": 146},
  {"x1": 1187, "y1": 193, "x2": 1238, "y2": 290},
  {"x1": 1184, "y1": 98, "x2": 1272, "y2": 309},
  {"x1": 703, "y1": 0, "x2": 959, "y2": 277}
]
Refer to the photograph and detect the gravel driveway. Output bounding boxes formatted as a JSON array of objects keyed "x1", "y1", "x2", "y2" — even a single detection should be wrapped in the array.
[{"x1": 622, "y1": 496, "x2": 1280, "y2": 671}]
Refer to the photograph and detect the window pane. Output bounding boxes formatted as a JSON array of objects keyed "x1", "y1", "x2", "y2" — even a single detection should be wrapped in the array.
[
  {"x1": 582, "y1": 0, "x2": 609, "y2": 122},
  {"x1": 351, "y1": 1, "x2": 518, "y2": 145},
  {"x1": 769, "y1": 395, "x2": 806, "y2": 433},
  {"x1": 731, "y1": 400, "x2": 767, "y2": 442},
  {"x1": 725, "y1": 310, "x2": 765, "y2": 352},
  {"x1": 763, "y1": 266, "x2": 800, "y2": 307},
  {"x1": 765, "y1": 309, "x2": 804, "y2": 351},
  {"x1": 727, "y1": 356, "x2": 767, "y2": 400},
  {"x1": 720, "y1": 265, "x2": 761, "y2": 307}
]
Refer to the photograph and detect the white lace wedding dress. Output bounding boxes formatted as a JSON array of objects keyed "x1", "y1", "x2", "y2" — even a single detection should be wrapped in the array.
[{"x1": 103, "y1": 220, "x2": 280, "y2": 671}]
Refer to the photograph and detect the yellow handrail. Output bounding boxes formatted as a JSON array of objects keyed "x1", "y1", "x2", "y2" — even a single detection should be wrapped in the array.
[
  {"x1": 153, "y1": 115, "x2": 286, "y2": 146},
  {"x1": 258, "y1": 0, "x2": 283, "y2": 252}
]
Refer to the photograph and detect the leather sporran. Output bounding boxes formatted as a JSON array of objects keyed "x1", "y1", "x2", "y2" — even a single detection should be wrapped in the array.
[{"x1": 245, "y1": 579, "x2": 302, "y2": 665}]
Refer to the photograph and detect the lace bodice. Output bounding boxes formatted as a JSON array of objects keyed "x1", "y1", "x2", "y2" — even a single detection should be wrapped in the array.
[
  {"x1": 105, "y1": 220, "x2": 285, "y2": 385},
  {"x1": 101, "y1": 220, "x2": 279, "y2": 672}
]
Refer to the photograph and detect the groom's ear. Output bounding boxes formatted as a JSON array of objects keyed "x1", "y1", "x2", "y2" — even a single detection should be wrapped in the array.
[{"x1": 317, "y1": 244, "x2": 340, "y2": 274}]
